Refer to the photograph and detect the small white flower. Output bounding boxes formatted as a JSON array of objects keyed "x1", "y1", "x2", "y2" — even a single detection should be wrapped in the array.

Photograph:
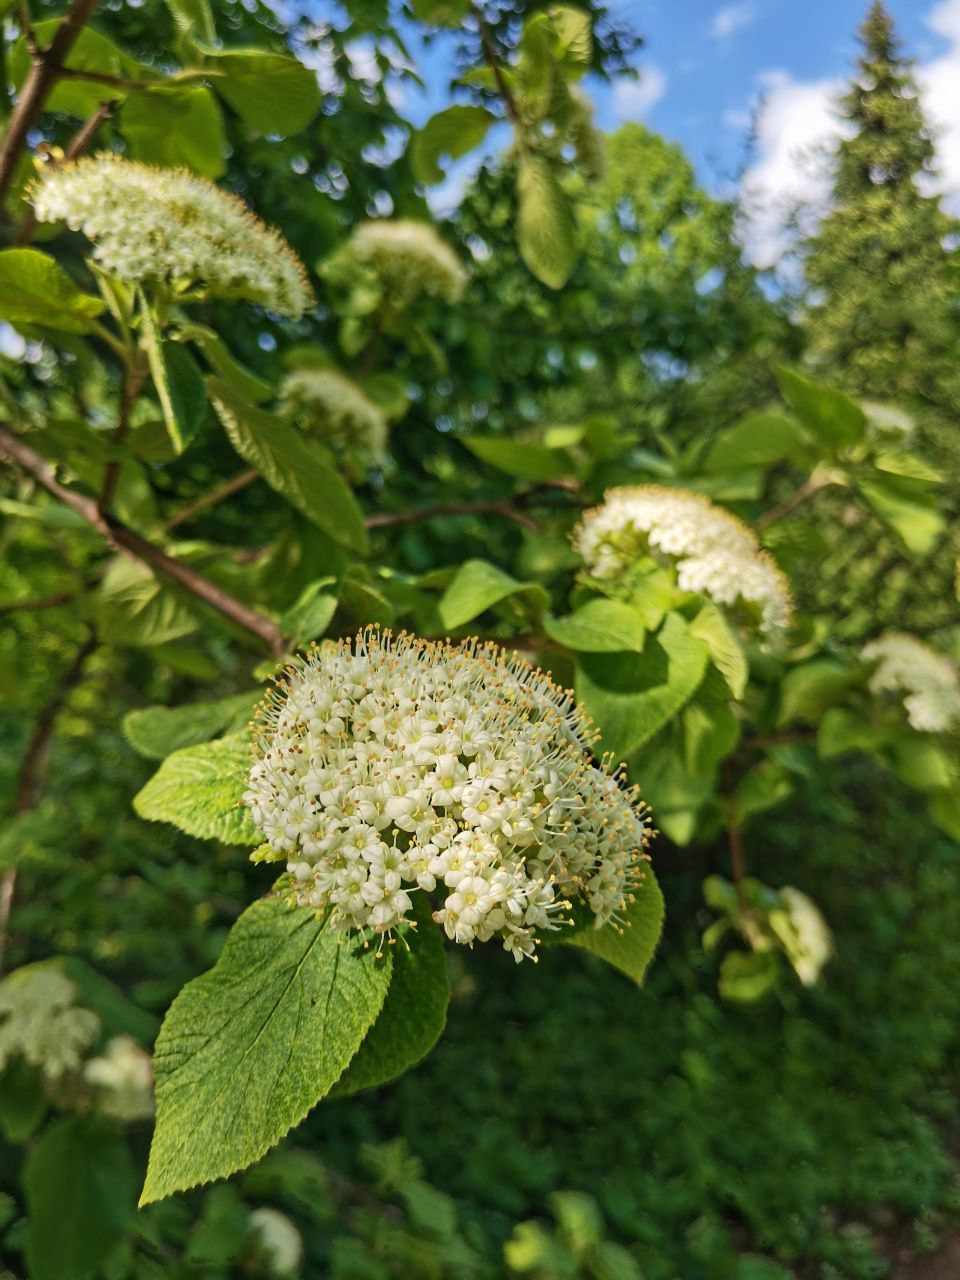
[
  {"x1": 573, "y1": 485, "x2": 792, "y2": 633},
  {"x1": 861, "y1": 633, "x2": 960, "y2": 733},
  {"x1": 280, "y1": 367, "x2": 388, "y2": 466},
  {"x1": 31, "y1": 154, "x2": 312, "y2": 318},
  {"x1": 244, "y1": 631, "x2": 652, "y2": 959},
  {"x1": 84, "y1": 1035, "x2": 154, "y2": 1122},
  {"x1": 344, "y1": 219, "x2": 467, "y2": 305}
]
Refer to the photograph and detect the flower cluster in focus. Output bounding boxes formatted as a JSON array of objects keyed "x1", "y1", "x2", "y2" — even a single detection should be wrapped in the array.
[
  {"x1": 345, "y1": 219, "x2": 467, "y2": 306},
  {"x1": 281, "y1": 368, "x2": 388, "y2": 467},
  {"x1": 244, "y1": 632, "x2": 651, "y2": 961},
  {"x1": 861, "y1": 633, "x2": 960, "y2": 733},
  {"x1": 574, "y1": 485, "x2": 792, "y2": 633},
  {"x1": 31, "y1": 155, "x2": 312, "y2": 318}
]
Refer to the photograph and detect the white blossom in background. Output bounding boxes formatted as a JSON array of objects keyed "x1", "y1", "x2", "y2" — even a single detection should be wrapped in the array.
[
  {"x1": 774, "y1": 887, "x2": 833, "y2": 987},
  {"x1": 861, "y1": 633, "x2": 960, "y2": 733},
  {"x1": 0, "y1": 967, "x2": 99, "y2": 1081},
  {"x1": 248, "y1": 1208, "x2": 303, "y2": 1277},
  {"x1": 345, "y1": 219, "x2": 468, "y2": 305},
  {"x1": 84, "y1": 1034, "x2": 154, "y2": 1122},
  {"x1": 281, "y1": 367, "x2": 388, "y2": 465},
  {"x1": 31, "y1": 155, "x2": 313, "y2": 318},
  {"x1": 573, "y1": 485, "x2": 792, "y2": 633},
  {"x1": 244, "y1": 631, "x2": 652, "y2": 962}
]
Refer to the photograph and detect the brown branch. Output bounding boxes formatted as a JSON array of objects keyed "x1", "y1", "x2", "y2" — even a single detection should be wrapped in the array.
[
  {"x1": 0, "y1": 0, "x2": 101, "y2": 204},
  {"x1": 365, "y1": 499, "x2": 543, "y2": 533},
  {"x1": 56, "y1": 66, "x2": 147, "y2": 91},
  {"x1": 161, "y1": 468, "x2": 259, "y2": 533},
  {"x1": 0, "y1": 632, "x2": 97, "y2": 973},
  {"x1": 0, "y1": 589, "x2": 74, "y2": 616},
  {"x1": 0, "y1": 427, "x2": 285, "y2": 656},
  {"x1": 476, "y1": 10, "x2": 523, "y2": 130},
  {"x1": 755, "y1": 468, "x2": 841, "y2": 528}
]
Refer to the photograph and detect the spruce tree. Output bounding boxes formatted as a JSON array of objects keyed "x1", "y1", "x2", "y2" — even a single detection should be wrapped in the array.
[{"x1": 805, "y1": 1, "x2": 960, "y2": 419}]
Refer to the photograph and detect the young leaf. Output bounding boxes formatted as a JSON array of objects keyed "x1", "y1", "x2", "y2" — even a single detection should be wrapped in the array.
[
  {"x1": 96, "y1": 557, "x2": 198, "y2": 647},
  {"x1": 0, "y1": 249, "x2": 105, "y2": 334},
  {"x1": 516, "y1": 154, "x2": 577, "y2": 290},
  {"x1": 559, "y1": 868, "x2": 664, "y2": 985},
  {"x1": 121, "y1": 86, "x2": 227, "y2": 179},
  {"x1": 24, "y1": 1116, "x2": 135, "y2": 1280},
  {"x1": 142, "y1": 304, "x2": 208, "y2": 454},
  {"x1": 544, "y1": 598, "x2": 647, "y2": 653},
  {"x1": 460, "y1": 434, "x2": 572, "y2": 481},
  {"x1": 178, "y1": 322, "x2": 273, "y2": 403},
  {"x1": 856, "y1": 473, "x2": 945, "y2": 555},
  {"x1": 438, "y1": 558, "x2": 549, "y2": 630},
  {"x1": 689, "y1": 601, "x2": 748, "y2": 700},
  {"x1": 331, "y1": 897, "x2": 449, "y2": 1097},
  {"x1": 211, "y1": 382, "x2": 369, "y2": 553},
  {"x1": 411, "y1": 105, "x2": 495, "y2": 184},
  {"x1": 704, "y1": 412, "x2": 813, "y2": 473},
  {"x1": 133, "y1": 732, "x2": 258, "y2": 845},
  {"x1": 141, "y1": 896, "x2": 392, "y2": 1204},
  {"x1": 123, "y1": 690, "x2": 260, "y2": 760},
  {"x1": 775, "y1": 367, "x2": 866, "y2": 451},
  {"x1": 205, "y1": 50, "x2": 321, "y2": 134}
]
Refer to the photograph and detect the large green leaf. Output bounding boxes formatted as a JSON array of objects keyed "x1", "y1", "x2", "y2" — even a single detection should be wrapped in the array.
[
  {"x1": 704, "y1": 412, "x2": 813, "y2": 472},
  {"x1": 0, "y1": 249, "x2": 104, "y2": 334},
  {"x1": 332, "y1": 897, "x2": 449, "y2": 1096},
  {"x1": 24, "y1": 1117, "x2": 135, "y2": 1280},
  {"x1": 133, "y1": 732, "x2": 258, "y2": 845},
  {"x1": 121, "y1": 86, "x2": 227, "y2": 178},
  {"x1": 516, "y1": 154, "x2": 577, "y2": 290},
  {"x1": 205, "y1": 49, "x2": 321, "y2": 134},
  {"x1": 857, "y1": 473, "x2": 945, "y2": 556},
  {"x1": 124, "y1": 690, "x2": 260, "y2": 760},
  {"x1": 178, "y1": 323, "x2": 273, "y2": 403},
  {"x1": 96, "y1": 557, "x2": 198, "y2": 647},
  {"x1": 141, "y1": 895, "x2": 392, "y2": 1204},
  {"x1": 777, "y1": 659, "x2": 857, "y2": 727},
  {"x1": 411, "y1": 105, "x2": 495, "y2": 184},
  {"x1": 560, "y1": 868, "x2": 664, "y2": 984},
  {"x1": 438, "y1": 558, "x2": 549, "y2": 630},
  {"x1": 544, "y1": 598, "x2": 647, "y2": 653},
  {"x1": 576, "y1": 614, "x2": 709, "y2": 759},
  {"x1": 460, "y1": 434, "x2": 572, "y2": 481},
  {"x1": 211, "y1": 382, "x2": 368, "y2": 553},
  {"x1": 689, "y1": 601, "x2": 748, "y2": 700},
  {"x1": 775, "y1": 367, "x2": 866, "y2": 451},
  {"x1": 143, "y1": 302, "x2": 208, "y2": 455}
]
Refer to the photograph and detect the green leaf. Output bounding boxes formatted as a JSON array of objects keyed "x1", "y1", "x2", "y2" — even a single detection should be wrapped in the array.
[
  {"x1": 164, "y1": 0, "x2": 217, "y2": 44},
  {"x1": 718, "y1": 950, "x2": 779, "y2": 1004},
  {"x1": 141, "y1": 895, "x2": 392, "y2": 1204},
  {"x1": 437, "y1": 558, "x2": 549, "y2": 630},
  {"x1": 732, "y1": 761, "x2": 792, "y2": 826},
  {"x1": 211, "y1": 382, "x2": 368, "y2": 553},
  {"x1": 930, "y1": 789, "x2": 960, "y2": 841},
  {"x1": 0, "y1": 1059, "x2": 47, "y2": 1142},
  {"x1": 576, "y1": 613, "x2": 709, "y2": 759},
  {"x1": 124, "y1": 690, "x2": 260, "y2": 759},
  {"x1": 179, "y1": 323, "x2": 273, "y2": 403},
  {"x1": 133, "y1": 732, "x2": 258, "y2": 845},
  {"x1": 544, "y1": 599, "x2": 647, "y2": 653},
  {"x1": 775, "y1": 367, "x2": 866, "y2": 450},
  {"x1": 142, "y1": 304, "x2": 208, "y2": 455},
  {"x1": 704, "y1": 412, "x2": 813, "y2": 473},
  {"x1": 777, "y1": 659, "x2": 856, "y2": 727},
  {"x1": 857, "y1": 474, "x2": 945, "y2": 556},
  {"x1": 460, "y1": 434, "x2": 572, "y2": 481},
  {"x1": 689, "y1": 601, "x2": 748, "y2": 700},
  {"x1": 410, "y1": 0, "x2": 470, "y2": 24},
  {"x1": 10, "y1": 23, "x2": 155, "y2": 116},
  {"x1": 205, "y1": 49, "x2": 321, "y2": 135},
  {"x1": 560, "y1": 868, "x2": 664, "y2": 984},
  {"x1": 121, "y1": 86, "x2": 226, "y2": 178},
  {"x1": 412, "y1": 105, "x2": 495, "y2": 184},
  {"x1": 0, "y1": 249, "x2": 104, "y2": 334},
  {"x1": 332, "y1": 898, "x2": 449, "y2": 1096},
  {"x1": 683, "y1": 701, "x2": 740, "y2": 777},
  {"x1": 817, "y1": 707, "x2": 889, "y2": 760},
  {"x1": 888, "y1": 736, "x2": 956, "y2": 793},
  {"x1": 25, "y1": 1116, "x2": 135, "y2": 1280},
  {"x1": 96, "y1": 557, "x2": 198, "y2": 647},
  {"x1": 516, "y1": 154, "x2": 577, "y2": 290},
  {"x1": 280, "y1": 581, "x2": 338, "y2": 645},
  {"x1": 549, "y1": 5, "x2": 593, "y2": 62}
]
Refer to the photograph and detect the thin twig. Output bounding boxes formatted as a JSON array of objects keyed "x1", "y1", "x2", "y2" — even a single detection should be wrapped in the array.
[
  {"x1": 161, "y1": 468, "x2": 259, "y2": 532},
  {"x1": 0, "y1": 589, "x2": 73, "y2": 616},
  {"x1": 0, "y1": 0, "x2": 101, "y2": 204},
  {"x1": 755, "y1": 467, "x2": 841, "y2": 528},
  {"x1": 475, "y1": 10, "x2": 523, "y2": 130},
  {"x1": 14, "y1": 98, "x2": 116, "y2": 245},
  {"x1": 365, "y1": 499, "x2": 543, "y2": 533},
  {"x1": 0, "y1": 427, "x2": 286, "y2": 656},
  {"x1": 17, "y1": 0, "x2": 38, "y2": 56},
  {"x1": 0, "y1": 632, "x2": 97, "y2": 973}
]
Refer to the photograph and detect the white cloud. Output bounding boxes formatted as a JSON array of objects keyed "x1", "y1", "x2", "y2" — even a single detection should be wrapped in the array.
[
  {"x1": 612, "y1": 65, "x2": 668, "y2": 120},
  {"x1": 711, "y1": 2, "x2": 757, "y2": 40},
  {"x1": 738, "y1": 0, "x2": 960, "y2": 269}
]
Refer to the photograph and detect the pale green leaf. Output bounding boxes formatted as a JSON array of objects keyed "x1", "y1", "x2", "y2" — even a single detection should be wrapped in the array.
[
  {"x1": 516, "y1": 154, "x2": 577, "y2": 290},
  {"x1": 205, "y1": 49, "x2": 321, "y2": 135},
  {"x1": 560, "y1": 868, "x2": 664, "y2": 985},
  {"x1": 544, "y1": 598, "x2": 647, "y2": 653},
  {"x1": 718, "y1": 950, "x2": 779, "y2": 1004},
  {"x1": 179, "y1": 323, "x2": 273, "y2": 403},
  {"x1": 96, "y1": 557, "x2": 198, "y2": 647},
  {"x1": 461, "y1": 433, "x2": 572, "y2": 481},
  {"x1": 142, "y1": 302, "x2": 207, "y2": 455},
  {"x1": 121, "y1": 86, "x2": 226, "y2": 178},
  {"x1": 689, "y1": 601, "x2": 748, "y2": 699},
  {"x1": 123, "y1": 690, "x2": 260, "y2": 760},
  {"x1": 133, "y1": 733, "x2": 258, "y2": 845},
  {"x1": 141, "y1": 895, "x2": 392, "y2": 1203},
  {"x1": 0, "y1": 249, "x2": 104, "y2": 334},
  {"x1": 776, "y1": 367, "x2": 866, "y2": 451},
  {"x1": 857, "y1": 474, "x2": 945, "y2": 556},
  {"x1": 411, "y1": 105, "x2": 495, "y2": 184},
  {"x1": 438, "y1": 558, "x2": 549, "y2": 630},
  {"x1": 704, "y1": 412, "x2": 813, "y2": 473}
]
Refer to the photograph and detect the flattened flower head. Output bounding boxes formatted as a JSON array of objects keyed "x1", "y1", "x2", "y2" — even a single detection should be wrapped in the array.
[
  {"x1": 861, "y1": 632, "x2": 960, "y2": 733},
  {"x1": 31, "y1": 155, "x2": 312, "y2": 318},
  {"x1": 280, "y1": 368, "x2": 388, "y2": 466},
  {"x1": 574, "y1": 485, "x2": 792, "y2": 634},
  {"x1": 345, "y1": 219, "x2": 467, "y2": 305},
  {"x1": 244, "y1": 631, "x2": 652, "y2": 961}
]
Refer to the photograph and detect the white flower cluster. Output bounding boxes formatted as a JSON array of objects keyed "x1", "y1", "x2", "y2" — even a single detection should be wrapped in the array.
[
  {"x1": 244, "y1": 632, "x2": 651, "y2": 961},
  {"x1": 83, "y1": 1034, "x2": 154, "y2": 1122},
  {"x1": 346, "y1": 219, "x2": 467, "y2": 305},
  {"x1": 861, "y1": 633, "x2": 960, "y2": 733},
  {"x1": 281, "y1": 368, "x2": 388, "y2": 465},
  {"x1": 573, "y1": 485, "x2": 792, "y2": 633},
  {"x1": 31, "y1": 155, "x2": 312, "y2": 318},
  {"x1": 775, "y1": 887, "x2": 832, "y2": 987}
]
